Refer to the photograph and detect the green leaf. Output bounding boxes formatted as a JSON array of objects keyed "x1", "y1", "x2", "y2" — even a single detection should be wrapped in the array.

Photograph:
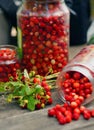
[
  {"x1": 35, "y1": 86, "x2": 43, "y2": 94},
  {"x1": 0, "y1": 82, "x2": 5, "y2": 92},
  {"x1": 27, "y1": 96, "x2": 39, "y2": 111},
  {"x1": 87, "y1": 34, "x2": 94, "y2": 45},
  {"x1": 5, "y1": 81, "x2": 23, "y2": 89},
  {"x1": 25, "y1": 84, "x2": 32, "y2": 95},
  {"x1": 18, "y1": 86, "x2": 26, "y2": 96},
  {"x1": 13, "y1": 86, "x2": 21, "y2": 95}
]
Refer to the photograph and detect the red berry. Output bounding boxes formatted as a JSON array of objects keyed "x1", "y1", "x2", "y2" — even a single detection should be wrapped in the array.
[
  {"x1": 55, "y1": 104, "x2": 62, "y2": 111},
  {"x1": 36, "y1": 103, "x2": 41, "y2": 110},
  {"x1": 72, "y1": 113, "x2": 80, "y2": 120},
  {"x1": 65, "y1": 115, "x2": 72, "y2": 123},
  {"x1": 91, "y1": 110, "x2": 94, "y2": 117},
  {"x1": 56, "y1": 111, "x2": 63, "y2": 119},
  {"x1": 73, "y1": 72, "x2": 81, "y2": 80},
  {"x1": 60, "y1": 106, "x2": 66, "y2": 114},
  {"x1": 63, "y1": 103, "x2": 69, "y2": 108},
  {"x1": 0, "y1": 67, "x2": 3, "y2": 72},
  {"x1": 70, "y1": 101, "x2": 78, "y2": 109},
  {"x1": 73, "y1": 82, "x2": 80, "y2": 88},
  {"x1": 78, "y1": 96, "x2": 84, "y2": 103},
  {"x1": 48, "y1": 108, "x2": 55, "y2": 117},
  {"x1": 64, "y1": 110, "x2": 72, "y2": 117},
  {"x1": 46, "y1": 91, "x2": 51, "y2": 96},
  {"x1": 64, "y1": 73, "x2": 70, "y2": 79},
  {"x1": 47, "y1": 98, "x2": 53, "y2": 105},
  {"x1": 73, "y1": 108, "x2": 80, "y2": 114},
  {"x1": 58, "y1": 116, "x2": 66, "y2": 125},
  {"x1": 83, "y1": 110, "x2": 91, "y2": 120},
  {"x1": 33, "y1": 78, "x2": 40, "y2": 84},
  {"x1": 80, "y1": 106, "x2": 86, "y2": 114},
  {"x1": 75, "y1": 99, "x2": 81, "y2": 106}
]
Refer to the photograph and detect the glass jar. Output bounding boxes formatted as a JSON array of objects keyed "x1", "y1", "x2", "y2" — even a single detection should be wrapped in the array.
[
  {"x1": 0, "y1": 45, "x2": 20, "y2": 82},
  {"x1": 56, "y1": 45, "x2": 94, "y2": 105},
  {"x1": 17, "y1": 0, "x2": 70, "y2": 76}
]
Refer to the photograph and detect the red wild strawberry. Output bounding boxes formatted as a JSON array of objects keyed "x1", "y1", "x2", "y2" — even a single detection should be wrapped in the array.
[
  {"x1": 83, "y1": 110, "x2": 91, "y2": 120},
  {"x1": 47, "y1": 98, "x2": 53, "y2": 105},
  {"x1": 59, "y1": 116, "x2": 66, "y2": 125},
  {"x1": 80, "y1": 106, "x2": 86, "y2": 114},
  {"x1": 70, "y1": 101, "x2": 78, "y2": 109},
  {"x1": 91, "y1": 110, "x2": 94, "y2": 117},
  {"x1": 33, "y1": 78, "x2": 40, "y2": 84},
  {"x1": 48, "y1": 108, "x2": 55, "y2": 117},
  {"x1": 72, "y1": 113, "x2": 80, "y2": 120},
  {"x1": 73, "y1": 108, "x2": 80, "y2": 115},
  {"x1": 65, "y1": 115, "x2": 72, "y2": 123},
  {"x1": 73, "y1": 72, "x2": 81, "y2": 80}
]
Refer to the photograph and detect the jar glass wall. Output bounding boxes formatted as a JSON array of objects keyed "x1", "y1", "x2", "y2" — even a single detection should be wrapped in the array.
[
  {"x1": 17, "y1": 0, "x2": 70, "y2": 76},
  {"x1": 56, "y1": 45, "x2": 94, "y2": 105},
  {"x1": 0, "y1": 45, "x2": 20, "y2": 82}
]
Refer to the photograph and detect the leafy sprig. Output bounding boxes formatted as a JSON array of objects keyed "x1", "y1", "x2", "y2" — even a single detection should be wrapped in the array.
[{"x1": 0, "y1": 69, "x2": 58, "y2": 111}]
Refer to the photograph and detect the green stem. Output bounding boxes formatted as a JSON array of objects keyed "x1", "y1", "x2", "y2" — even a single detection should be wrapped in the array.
[{"x1": 45, "y1": 72, "x2": 59, "y2": 80}]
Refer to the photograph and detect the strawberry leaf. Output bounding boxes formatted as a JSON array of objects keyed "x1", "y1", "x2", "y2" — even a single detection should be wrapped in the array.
[
  {"x1": 87, "y1": 34, "x2": 94, "y2": 45},
  {"x1": 0, "y1": 82, "x2": 5, "y2": 92},
  {"x1": 25, "y1": 84, "x2": 32, "y2": 95},
  {"x1": 35, "y1": 86, "x2": 43, "y2": 94},
  {"x1": 27, "y1": 96, "x2": 39, "y2": 111}
]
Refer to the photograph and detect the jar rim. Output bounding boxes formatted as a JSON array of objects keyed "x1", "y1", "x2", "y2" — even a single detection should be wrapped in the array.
[
  {"x1": 0, "y1": 45, "x2": 17, "y2": 50},
  {"x1": 23, "y1": 0, "x2": 64, "y2": 3},
  {"x1": 0, "y1": 45, "x2": 18, "y2": 63},
  {"x1": 61, "y1": 65, "x2": 94, "y2": 86}
]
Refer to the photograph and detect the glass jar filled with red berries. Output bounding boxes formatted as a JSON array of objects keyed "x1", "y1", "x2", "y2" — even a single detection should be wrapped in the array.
[
  {"x1": 56, "y1": 45, "x2": 94, "y2": 106},
  {"x1": 17, "y1": 0, "x2": 70, "y2": 76},
  {"x1": 0, "y1": 45, "x2": 20, "y2": 82}
]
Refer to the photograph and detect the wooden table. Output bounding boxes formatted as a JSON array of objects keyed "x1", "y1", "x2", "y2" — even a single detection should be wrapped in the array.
[{"x1": 1, "y1": 44, "x2": 94, "y2": 130}]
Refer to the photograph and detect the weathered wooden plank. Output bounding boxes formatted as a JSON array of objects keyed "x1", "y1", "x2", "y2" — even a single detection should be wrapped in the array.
[
  {"x1": 0, "y1": 89, "x2": 94, "y2": 130},
  {"x1": 0, "y1": 103, "x2": 94, "y2": 130},
  {"x1": 0, "y1": 89, "x2": 61, "y2": 119}
]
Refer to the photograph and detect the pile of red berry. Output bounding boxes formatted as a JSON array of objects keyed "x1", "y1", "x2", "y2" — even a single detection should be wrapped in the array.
[
  {"x1": 62, "y1": 71, "x2": 93, "y2": 104},
  {"x1": 0, "y1": 46, "x2": 20, "y2": 82},
  {"x1": 48, "y1": 71, "x2": 94, "y2": 124},
  {"x1": 18, "y1": 1, "x2": 69, "y2": 76},
  {"x1": 48, "y1": 103, "x2": 94, "y2": 124}
]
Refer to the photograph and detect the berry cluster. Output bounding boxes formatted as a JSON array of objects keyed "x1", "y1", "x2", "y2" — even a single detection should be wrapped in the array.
[
  {"x1": 19, "y1": 78, "x2": 53, "y2": 110},
  {"x1": 34, "y1": 79, "x2": 53, "y2": 110},
  {"x1": 4, "y1": 70, "x2": 53, "y2": 111},
  {"x1": 0, "y1": 47, "x2": 20, "y2": 82},
  {"x1": 18, "y1": 1, "x2": 69, "y2": 76},
  {"x1": 48, "y1": 71, "x2": 94, "y2": 124},
  {"x1": 48, "y1": 103, "x2": 94, "y2": 125},
  {"x1": 62, "y1": 71, "x2": 93, "y2": 104}
]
